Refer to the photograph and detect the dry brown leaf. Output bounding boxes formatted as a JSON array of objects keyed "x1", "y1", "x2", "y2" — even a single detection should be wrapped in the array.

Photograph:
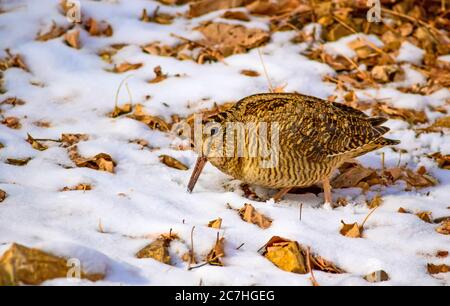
[
  {"x1": 188, "y1": 0, "x2": 247, "y2": 18},
  {"x1": 141, "y1": 7, "x2": 174, "y2": 25},
  {"x1": 61, "y1": 184, "x2": 92, "y2": 192},
  {"x1": 0, "y1": 50, "x2": 29, "y2": 72},
  {"x1": 436, "y1": 251, "x2": 449, "y2": 258},
  {"x1": 429, "y1": 153, "x2": 450, "y2": 170},
  {"x1": 427, "y1": 263, "x2": 450, "y2": 274},
  {"x1": 222, "y1": 10, "x2": 250, "y2": 21},
  {"x1": 403, "y1": 168, "x2": 437, "y2": 189},
  {"x1": 6, "y1": 158, "x2": 31, "y2": 166},
  {"x1": 1, "y1": 97, "x2": 26, "y2": 106},
  {"x1": 110, "y1": 103, "x2": 133, "y2": 118},
  {"x1": 0, "y1": 189, "x2": 6, "y2": 203},
  {"x1": 2, "y1": 117, "x2": 21, "y2": 129},
  {"x1": 149, "y1": 66, "x2": 168, "y2": 84},
  {"x1": 69, "y1": 147, "x2": 115, "y2": 173},
  {"x1": 26, "y1": 134, "x2": 48, "y2": 151},
  {"x1": 240, "y1": 69, "x2": 260, "y2": 77},
  {"x1": 373, "y1": 103, "x2": 428, "y2": 125},
  {"x1": 136, "y1": 239, "x2": 171, "y2": 265},
  {"x1": 159, "y1": 155, "x2": 188, "y2": 170},
  {"x1": 263, "y1": 236, "x2": 307, "y2": 274},
  {"x1": 113, "y1": 62, "x2": 143, "y2": 73},
  {"x1": 239, "y1": 203, "x2": 272, "y2": 229},
  {"x1": 398, "y1": 207, "x2": 409, "y2": 213},
  {"x1": 436, "y1": 220, "x2": 450, "y2": 235},
  {"x1": 364, "y1": 270, "x2": 390, "y2": 283},
  {"x1": 0, "y1": 243, "x2": 104, "y2": 285},
  {"x1": 416, "y1": 211, "x2": 433, "y2": 223},
  {"x1": 340, "y1": 221, "x2": 362, "y2": 238},
  {"x1": 208, "y1": 218, "x2": 222, "y2": 229},
  {"x1": 371, "y1": 65, "x2": 402, "y2": 83},
  {"x1": 36, "y1": 22, "x2": 67, "y2": 41},
  {"x1": 247, "y1": 0, "x2": 304, "y2": 16},
  {"x1": 84, "y1": 18, "x2": 113, "y2": 37},
  {"x1": 332, "y1": 163, "x2": 377, "y2": 189},
  {"x1": 129, "y1": 104, "x2": 170, "y2": 131},
  {"x1": 206, "y1": 236, "x2": 225, "y2": 266},
  {"x1": 64, "y1": 29, "x2": 81, "y2": 49},
  {"x1": 61, "y1": 133, "x2": 89, "y2": 147},
  {"x1": 367, "y1": 195, "x2": 383, "y2": 209},
  {"x1": 195, "y1": 22, "x2": 270, "y2": 57}
]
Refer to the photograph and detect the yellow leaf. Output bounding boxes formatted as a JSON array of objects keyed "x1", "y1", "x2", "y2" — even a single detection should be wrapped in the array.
[
  {"x1": 263, "y1": 237, "x2": 307, "y2": 274},
  {"x1": 113, "y1": 62, "x2": 143, "y2": 73},
  {"x1": 340, "y1": 221, "x2": 362, "y2": 238},
  {"x1": 26, "y1": 134, "x2": 48, "y2": 151},
  {"x1": 6, "y1": 158, "x2": 31, "y2": 166},
  {"x1": 135, "y1": 239, "x2": 171, "y2": 265},
  {"x1": 416, "y1": 211, "x2": 433, "y2": 223},
  {"x1": 0, "y1": 243, "x2": 104, "y2": 286},
  {"x1": 436, "y1": 220, "x2": 450, "y2": 235},
  {"x1": 239, "y1": 203, "x2": 272, "y2": 229},
  {"x1": 206, "y1": 236, "x2": 225, "y2": 266},
  {"x1": 129, "y1": 104, "x2": 170, "y2": 131},
  {"x1": 208, "y1": 218, "x2": 222, "y2": 229},
  {"x1": 61, "y1": 133, "x2": 89, "y2": 147},
  {"x1": 110, "y1": 103, "x2": 132, "y2": 118}
]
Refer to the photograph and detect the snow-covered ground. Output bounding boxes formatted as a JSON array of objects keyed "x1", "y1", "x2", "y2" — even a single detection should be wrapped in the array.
[{"x1": 0, "y1": 0, "x2": 449, "y2": 286}]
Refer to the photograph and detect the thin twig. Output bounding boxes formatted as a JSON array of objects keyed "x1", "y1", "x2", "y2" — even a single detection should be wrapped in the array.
[
  {"x1": 188, "y1": 226, "x2": 195, "y2": 269},
  {"x1": 299, "y1": 203, "x2": 303, "y2": 221},
  {"x1": 361, "y1": 206, "x2": 380, "y2": 229},
  {"x1": 33, "y1": 138, "x2": 62, "y2": 143},
  {"x1": 236, "y1": 243, "x2": 245, "y2": 250},
  {"x1": 306, "y1": 247, "x2": 319, "y2": 286},
  {"x1": 257, "y1": 48, "x2": 274, "y2": 93}
]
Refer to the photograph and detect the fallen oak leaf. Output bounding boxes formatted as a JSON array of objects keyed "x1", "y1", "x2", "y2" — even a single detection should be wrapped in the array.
[
  {"x1": 36, "y1": 22, "x2": 67, "y2": 41},
  {"x1": 26, "y1": 134, "x2": 48, "y2": 151},
  {"x1": 208, "y1": 218, "x2": 222, "y2": 229},
  {"x1": 61, "y1": 184, "x2": 92, "y2": 192},
  {"x1": 136, "y1": 240, "x2": 170, "y2": 264},
  {"x1": 159, "y1": 155, "x2": 188, "y2": 170},
  {"x1": 1, "y1": 97, "x2": 26, "y2": 106},
  {"x1": 0, "y1": 243, "x2": 104, "y2": 286},
  {"x1": 429, "y1": 152, "x2": 450, "y2": 170},
  {"x1": 436, "y1": 251, "x2": 449, "y2": 258},
  {"x1": 436, "y1": 220, "x2": 450, "y2": 235},
  {"x1": 239, "y1": 203, "x2": 272, "y2": 229},
  {"x1": 262, "y1": 236, "x2": 307, "y2": 274},
  {"x1": 61, "y1": 133, "x2": 89, "y2": 147},
  {"x1": 68, "y1": 147, "x2": 116, "y2": 173},
  {"x1": 84, "y1": 18, "x2": 113, "y2": 37},
  {"x1": 129, "y1": 104, "x2": 170, "y2": 131},
  {"x1": 340, "y1": 206, "x2": 379, "y2": 238},
  {"x1": 416, "y1": 211, "x2": 433, "y2": 223},
  {"x1": 332, "y1": 163, "x2": 377, "y2": 189}
]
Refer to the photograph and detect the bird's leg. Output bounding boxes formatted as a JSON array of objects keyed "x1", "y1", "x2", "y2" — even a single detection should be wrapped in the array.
[
  {"x1": 272, "y1": 187, "x2": 292, "y2": 202},
  {"x1": 322, "y1": 177, "x2": 333, "y2": 207}
]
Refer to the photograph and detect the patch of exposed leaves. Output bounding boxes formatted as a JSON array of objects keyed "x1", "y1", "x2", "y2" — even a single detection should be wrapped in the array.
[
  {"x1": 0, "y1": 243, "x2": 104, "y2": 285},
  {"x1": 418, "y1": 116, "x2": 450, "y2": 134},
  {"x1": 262, "y1": 236, "x2": 343, "y2": 274},
  {"x1": 239, "y1": 203, "x2": 272, "y2": 229},
  {"x1": 222, "y1": 10, "x2": 250, "y2": 22},
  {"x1": 68, "y1": 146, "x2": 116, "y2": 173},
  {"x1": 159, "y1": 155, "x2": 188, "y2": 170}
]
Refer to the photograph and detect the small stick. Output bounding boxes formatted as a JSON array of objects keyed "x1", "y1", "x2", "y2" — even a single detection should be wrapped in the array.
[
  {"x1": 257, "y1": 48, "x2": 274, "y2": 93},
  {"x1": 188, "y1": 226, "x2": 195, "y2": 269},
  {"x1": 397, "y1": 151, "x2": 402, "y2": 168},
  {"x1": 299, "y1": 203, "x2": 303, "y2": 221},
  {"x1": 305, "y1": 247, "x2": 319, "y2": 286},
  {"x1": 361, "y1": 206, "x2": 380, "y2": 229},
  {"x1": 236, "y1": 243, "x2": 245, "y2": 250},
  {"x1": 33, "y1": 138, "x2": 62, "y2": 143}
]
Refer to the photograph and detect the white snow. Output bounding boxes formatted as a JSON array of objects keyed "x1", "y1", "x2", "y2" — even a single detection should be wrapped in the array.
[
  {"x1": 0, "y1": 0, "x2": 449, "y2": 286},
  {"x1": 396, "y1": 41, "x2": 425, "y2": 65}
]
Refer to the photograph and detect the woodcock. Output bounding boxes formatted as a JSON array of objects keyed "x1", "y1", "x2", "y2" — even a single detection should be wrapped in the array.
[{"x1": 187, "y1": 93, "x2": 400, "y2": 205}]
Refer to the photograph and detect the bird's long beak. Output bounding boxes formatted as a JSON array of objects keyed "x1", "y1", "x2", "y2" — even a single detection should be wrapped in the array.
[{"x1": 187, "y1": 156, "x2": 207, "y2": 193}]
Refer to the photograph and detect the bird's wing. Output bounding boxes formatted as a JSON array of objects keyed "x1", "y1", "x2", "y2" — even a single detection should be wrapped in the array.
[{"x1": 235, "y1": 93, "x2": 390, "y2": 163}]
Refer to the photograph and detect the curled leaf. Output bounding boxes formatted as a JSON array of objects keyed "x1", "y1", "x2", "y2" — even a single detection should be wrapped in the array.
[
  {"x1": 159, "y1": 155, "x2": 188, "y2": 170},
  {"x1": 6, "y1": 158, "x2": 32, "y2": 166},
  {"x1": 239, "y1": 203, "x2": 272, "y2": 229},
  {"x1": 206, "y1": 236, "x2": 225, "y2": 266},
  {"x1": 340, "y1": 221, "x2": 362, "y2": 238},
  {"x1": 64, "y1": 29, "x2": 81, "y2": 49},
  {"x1": 136, "y1": 239, "x2": 171, "y2": 265},
  {"x1": 0, "y1": 189, "x2": 6, "y2": 203},
  {"x1": 26, "y1": 134, "x2": 48, "y2": 151},
  {"x1": 427, "y1": 263, "x2": 450, "y2": 274},
  {"x1": 208, "y1": 218, "x2": 222, "y2": 229}
]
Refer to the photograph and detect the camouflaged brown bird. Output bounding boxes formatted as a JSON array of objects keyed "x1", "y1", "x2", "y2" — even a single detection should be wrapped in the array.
[{"x1": 188, "y1": 93, "x2": 399, "y2": 205}]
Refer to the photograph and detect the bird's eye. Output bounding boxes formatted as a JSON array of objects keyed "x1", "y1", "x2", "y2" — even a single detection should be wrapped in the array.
[{"x1": 210, "y1": 127, "x2": 219, "y2": 136}]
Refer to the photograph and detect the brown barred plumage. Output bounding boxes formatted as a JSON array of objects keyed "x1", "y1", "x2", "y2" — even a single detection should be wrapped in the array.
[{"x1": 188, "y1": 93, "x2": 400, "y2": 204}]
